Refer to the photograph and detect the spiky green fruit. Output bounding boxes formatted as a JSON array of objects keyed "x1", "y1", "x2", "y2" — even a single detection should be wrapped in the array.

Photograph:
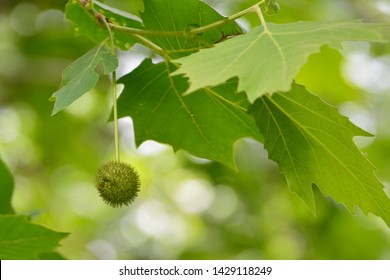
[{"x1": 95, "y1": 161, "x2": 140, "y2": 207}]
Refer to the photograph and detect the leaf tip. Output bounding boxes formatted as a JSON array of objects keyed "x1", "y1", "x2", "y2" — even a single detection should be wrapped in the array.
[{"x1": 51, "y1": 105, "x2": 61, "y2": 116}]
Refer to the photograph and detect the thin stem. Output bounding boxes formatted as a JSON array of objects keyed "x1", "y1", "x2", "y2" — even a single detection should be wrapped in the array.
[
  {"x1": 190, "y1": 0, "x2": 265, "y2": 35},
  {"x1": 130, "y1": 33, "x2": 171, "y2": 60},
  {"x1": 99, "y1": 13, "x2": 115, "y2": 52},
  {"x1": 254, "y1": 4, "x2": 269, "y2": 33},
  {"x1": 107, "y1": 0, "x2": 265, "y2": 38},
  {"x1": 112, "y1": 71, "x2": 120, "y2": 162},
  {"x1": 109, "y1": 24, "x2": 184, "y2": 37},
  {"x1": 100, "y1": 13, "x2": 120, "y2": 161}
]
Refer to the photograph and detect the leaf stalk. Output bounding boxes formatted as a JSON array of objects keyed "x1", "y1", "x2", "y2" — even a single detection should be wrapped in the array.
[
  {"x1": 107, "y1": 1, "x2": 266, "y2": 38},
  {"x1": 99, "y1": 13, "x2": 121, "y2": 161},
  {"x1": 113, "y1": 72, "x2": 120, "y2": 162},
  {"x1": 254, "y1": 4, "x2": 269, "y2": 33}
]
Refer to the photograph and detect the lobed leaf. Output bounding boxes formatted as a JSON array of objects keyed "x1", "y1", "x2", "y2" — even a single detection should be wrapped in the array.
[
  {"x1": 174, "y1": 21, "x2": 386, "y2": 101},
  {"x1": 249, "y1": 83, "x2": 390, "y2": 226},
  {"x1": 51, "y1": 45, "x2": 118, "y2": 115},
  {"x1": 0, "y1": 215, "x2": 68, "y2": 260},
  {"x1": 117, "y1": 59, "x2": 262, "y2": 168},
  {"x1": 141, "y1": 0, "x2": 242, "y2": 58}
]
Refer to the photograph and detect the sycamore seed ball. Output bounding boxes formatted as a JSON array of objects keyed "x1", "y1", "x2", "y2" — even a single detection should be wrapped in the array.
[{"x1": 95, "y1": 161, "x2": 141, "y2": 207}]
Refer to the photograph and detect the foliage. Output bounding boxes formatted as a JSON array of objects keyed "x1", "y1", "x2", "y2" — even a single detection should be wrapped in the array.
[
  {"x1": 248, "y1": 84, "x2": 390, "y2": 221},
  {"x1": 50, "y1": 0, "x2": 390, "y2": 226},
  {"x1": 117, "y1": 59, "x2": 261, "y2": 168},
  {"x1": 0, "y1": 215, "x2": 68, "y2": 260},
  {"x1": 0, "y1": 159, "x2": 68, "y2": 259},
  {"x1": 140, "y1": 0, "x2": 242, "y2": 58},
  {"x1": 51, "y1": 44, "x2": 118, "y2": 115},
  {"x1": 65, "y1": 0, "x2": 143, "y2": 50},
  {"x1": 174, "y1": 21, "x2": 385, "y2": 101},
  {"x1": 1, "y1": 0, "x2": 390, "y2": 260}
]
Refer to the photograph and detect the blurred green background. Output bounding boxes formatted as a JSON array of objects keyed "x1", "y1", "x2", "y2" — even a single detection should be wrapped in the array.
[{"x1": 1, "y1": 0, "x2": 390, "y2": 260}]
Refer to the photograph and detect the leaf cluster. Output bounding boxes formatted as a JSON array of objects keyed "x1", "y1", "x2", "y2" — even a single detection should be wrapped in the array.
[{"x1": 51, "y1": 0, "x2": 390, "y2": 227}]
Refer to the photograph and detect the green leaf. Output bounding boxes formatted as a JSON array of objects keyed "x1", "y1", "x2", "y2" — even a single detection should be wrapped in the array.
[
  {"x1": 117, "y1": 59, "x2": 262, "y2": 168},
  {"x1": 248, "y1": 83, "x2": 390, "y2": 226},
  {"x1": 65, "y1": 0, "x2": 143, "y2": 50},
  {"x1": 0, "y1": 158, "x2": 14, "y2": 215},
  {"x1": 141, "y1": 0, "x2": 242, "y2": 58},
  {"x1": 0, "y1": 215, "x2": 68, "y2": 260},
  {"x1": 51, "y1": 45, "x2": 118, "y2": 115},
  {"x1": 174, "y1": 21, "x2": 386, "y2": 102}
]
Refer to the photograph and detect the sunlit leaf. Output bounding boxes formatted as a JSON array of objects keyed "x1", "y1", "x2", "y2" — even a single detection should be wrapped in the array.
[
  {"x1": 174, "y1": 21, "x2": 386, "y2": 101},
  {"x1": 51, "y1": 45, "x2": 118, "y2": 115},
  {"x1": 249, "y1": 83, "x2": 390, "y2": 226},
  {"x1": 0, "y1": 215, "x2": 68, "y2": 260},
  {"x1": 117, "y1": 59, "x2": 262, "y2": 168}
]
